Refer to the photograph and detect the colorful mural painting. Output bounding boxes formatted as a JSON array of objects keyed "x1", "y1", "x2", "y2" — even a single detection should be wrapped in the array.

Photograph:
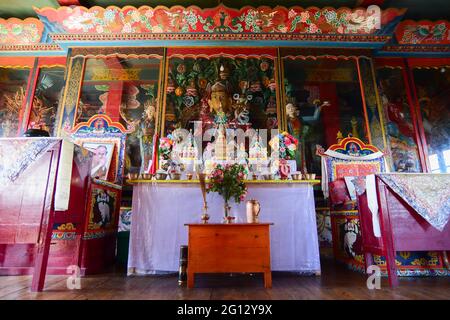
[
  {"x1": 413, "y1": 66, "x2": 450, "y2": 173},
  {"x1": 375, "y1": 66, "x2": 422, "y2": 172},
  {"x1": 283, "y1": 56, "x2": 369, "y2": 173},
  {"x1": 35, "y1": 5, "x2": 405, "y2": 36},
  {"x1": 0, "y1": 68, "x2": 31, "y2": 137},
  {"x1": 396, "y1": 20, "x2": 450, "y2": 45}
]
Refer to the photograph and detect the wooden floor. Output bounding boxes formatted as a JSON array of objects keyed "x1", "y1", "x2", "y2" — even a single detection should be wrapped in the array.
[{"x1": 0, "y1": 259, "x2": 449, "y2": 300}]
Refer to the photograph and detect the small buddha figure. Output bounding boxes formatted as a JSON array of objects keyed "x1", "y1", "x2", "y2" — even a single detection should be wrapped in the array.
[{"x1": 336, "y1": 131, "x2": 344, "y2": 143}]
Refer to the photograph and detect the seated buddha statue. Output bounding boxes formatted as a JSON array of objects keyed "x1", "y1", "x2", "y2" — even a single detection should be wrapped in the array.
[{"x1": 207, "y1": 80, "x2": 233, "y2": 117}]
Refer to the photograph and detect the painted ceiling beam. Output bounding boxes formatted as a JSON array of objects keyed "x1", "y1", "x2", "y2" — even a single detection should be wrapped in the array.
[{"x1": 56, "y1": 0, "x2": 80, "y2": 5}]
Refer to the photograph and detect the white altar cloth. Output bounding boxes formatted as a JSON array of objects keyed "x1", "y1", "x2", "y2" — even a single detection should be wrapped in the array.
[{"x1": 128, "y1": 182, "x2": 321, "y2": 275}]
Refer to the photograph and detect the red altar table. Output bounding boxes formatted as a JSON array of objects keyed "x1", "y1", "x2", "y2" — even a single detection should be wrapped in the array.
[{"x1": 358, "y1": 174, "x2": 450, "y2": 287}]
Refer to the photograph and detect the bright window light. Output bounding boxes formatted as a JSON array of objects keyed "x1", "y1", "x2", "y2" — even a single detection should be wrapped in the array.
[
  {"x1": 443, "y1": 149, "x2": 450, "y2": 166},
  {"x1": 429, "y1": 154, "x2": 440, "y2": 171},
  {"x1": 444, "y1": 149, "x2": 450, "y2": 173}
]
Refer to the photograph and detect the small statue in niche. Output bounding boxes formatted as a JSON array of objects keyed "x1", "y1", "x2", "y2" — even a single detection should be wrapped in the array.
[{"x1": 286, "y1": 103, "x2": 302, "y2": 138}]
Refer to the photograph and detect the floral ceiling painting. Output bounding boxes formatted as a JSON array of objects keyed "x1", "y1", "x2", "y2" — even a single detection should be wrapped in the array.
[
  {"x1": 395, "y1": 20, "x2": 450, "y2": 45},
  {"x1": 35, "y1": 5, "x2": 405, "y2": 36},
  {"x1": 0, "y1": 18, "x2": 43, "y2": 45}
]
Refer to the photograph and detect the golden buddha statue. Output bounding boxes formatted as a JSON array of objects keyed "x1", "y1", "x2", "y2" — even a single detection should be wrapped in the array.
[{"x1": 208, "y1": 81, "x2": 233, "y2": 115}]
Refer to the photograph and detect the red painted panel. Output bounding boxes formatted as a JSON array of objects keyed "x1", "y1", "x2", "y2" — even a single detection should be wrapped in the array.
[{"x1": 167, "y1": 47, "x2": 277, "y2": 58}]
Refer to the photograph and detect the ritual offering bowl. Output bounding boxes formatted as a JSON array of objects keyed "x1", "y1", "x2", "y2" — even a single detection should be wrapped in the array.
[
  {"x1": 156, "y1": 172, "x2": 168, "y2": 180},
  {"x1": 141, "y1": 173, "x2": 153, "y2": 180},
  {"x1": 129, "y1": 173, "x2": 139, "y2": 180},
  {"x1": 186, "y1": 173, "x2": 193, "y2": 180},
  {"x1": 170, "y1": 172, "x2": 181, "y2": 180},
  {"x1": 291, "y1": 173, "x2": 302, "y2": 180}
]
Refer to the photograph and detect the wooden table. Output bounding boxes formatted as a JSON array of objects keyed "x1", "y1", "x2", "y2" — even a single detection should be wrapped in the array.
[{"x1": 185, "y1": 223, "x2": 273, "y2": 288}]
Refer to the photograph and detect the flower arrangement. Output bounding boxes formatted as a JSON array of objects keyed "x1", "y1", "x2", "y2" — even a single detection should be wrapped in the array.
[
  {"x1": 207, "y1": 164, "x2": 248, "y2": 218},
  {"x1": 158, "y1": 136, "x2": 173, "y2": 160},
  {"x1": 269, "y1": 131, "x2": 298, "y2": 160}
]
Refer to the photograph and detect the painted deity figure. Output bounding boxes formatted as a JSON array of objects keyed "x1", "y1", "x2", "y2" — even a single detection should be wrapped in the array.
[{"x1": 286, "y1": 103, "x2": 302, "y2": 138}]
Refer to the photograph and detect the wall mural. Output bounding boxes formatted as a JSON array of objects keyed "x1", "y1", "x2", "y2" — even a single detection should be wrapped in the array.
[
  {"x1": 76, "y1": 56, "x2": 162, "y2": 174},
  {"x1": 0, "y1": 68, "x2": 30, "y2": 137},
  {"x1": 35, "y1": 5, "x2": 405, "y2": 37},
  {"x1": 376, "y1": 67, "x2": 422, "y2": 172},
  {"x1": 413, "y1": 66, "x2": 450, "y2": 173},
  {"x1": 357, "y1": 57, "x2": 386, "y2": 152},
  {"x1": 283, "y1": 57, "x2": 367, "y2": 174},
  {"x1": 164, "y1": 55, "x2": 278, "y2": 135},
  {"x1": 28, "y1": 67, "x2": 65, "y2": 135}
]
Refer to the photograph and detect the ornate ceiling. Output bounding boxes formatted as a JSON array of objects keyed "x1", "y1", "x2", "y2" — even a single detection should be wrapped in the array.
[{"x1": 0, "y1": 0, "x2": 449, "y2": 20}]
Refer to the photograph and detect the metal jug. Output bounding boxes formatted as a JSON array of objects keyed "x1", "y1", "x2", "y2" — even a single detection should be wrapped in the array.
[{"x1": 246, "y1": 199, "x2": 261, "y2": 223}]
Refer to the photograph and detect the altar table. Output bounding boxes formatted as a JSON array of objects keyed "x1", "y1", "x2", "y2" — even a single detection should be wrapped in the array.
[{"x1": 128, "y1": 181, "x2": 321, "y2": 275}]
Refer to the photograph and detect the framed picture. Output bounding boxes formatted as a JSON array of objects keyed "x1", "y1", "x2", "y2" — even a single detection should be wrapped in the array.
[{"x1": 82, "y1": 142, "x2": 115, "y2": 180}]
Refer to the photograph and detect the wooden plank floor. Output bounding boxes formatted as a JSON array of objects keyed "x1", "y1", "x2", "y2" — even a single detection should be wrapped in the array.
[{"x1": 0, "y1": 259, "x2": 449, "y2": 300}]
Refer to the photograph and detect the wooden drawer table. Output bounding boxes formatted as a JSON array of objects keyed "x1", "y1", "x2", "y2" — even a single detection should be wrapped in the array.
[{"x1": 185, "y1": 223, "x2": 273, "y2": 288}]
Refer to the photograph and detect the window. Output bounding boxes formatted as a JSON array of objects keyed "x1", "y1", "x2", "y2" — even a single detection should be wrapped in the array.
[
  {"x1": 443, "y1": 149, "x2": 450, "y2": 173},
  {"x1": 429, "y1": 154, "x2": 441, "y2": 173}
]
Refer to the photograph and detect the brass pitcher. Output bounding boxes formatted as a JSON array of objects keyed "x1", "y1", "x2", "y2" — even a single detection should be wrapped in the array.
[{"x1": 246, "y1": 199, "x2": 261, "y2": 223}]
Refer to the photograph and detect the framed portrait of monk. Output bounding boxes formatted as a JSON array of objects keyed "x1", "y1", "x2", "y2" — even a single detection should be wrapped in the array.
[{"x1": 82, "y1": 142, "x2": 115, "y2": 180}]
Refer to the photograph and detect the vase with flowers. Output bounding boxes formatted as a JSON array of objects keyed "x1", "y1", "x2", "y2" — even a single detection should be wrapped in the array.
[
  {"x1": 158, "y1": 136, "x2": 174, "y2": 171},
  {"x1": 207, "y1": 163, "x2": 248, "y2": 223},
  {"x1": 269, "y1": 132, "x2": 299, "y2": 179}
]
